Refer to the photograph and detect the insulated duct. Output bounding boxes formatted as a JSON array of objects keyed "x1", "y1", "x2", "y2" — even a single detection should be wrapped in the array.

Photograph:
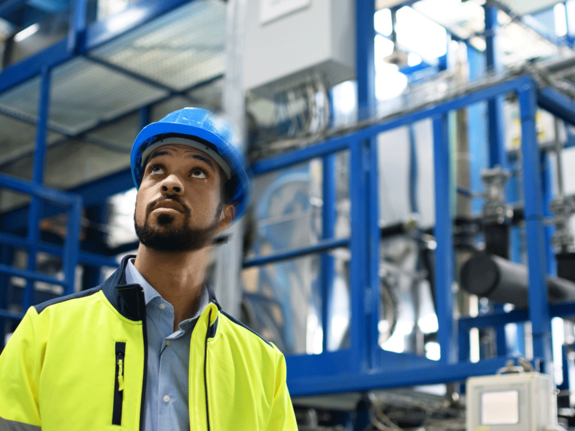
[{"x1": 460, "y1": 252, "x2": 575, "y2": 308}]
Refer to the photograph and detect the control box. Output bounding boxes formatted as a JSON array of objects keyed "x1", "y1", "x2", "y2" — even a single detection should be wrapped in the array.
[
  {"x1": 243, "y1": 0, "x2": 356, "y2": 99},
  {"x1": 466, "y1": 372, "x2": 557, "y2": 431}
]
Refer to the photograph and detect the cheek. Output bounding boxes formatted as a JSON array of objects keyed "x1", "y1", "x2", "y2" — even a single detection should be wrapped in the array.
[
  {"x1": 134, "y1": 193, "x2": 146, "y2": 223},
  {"x1": 189, "y1": 190, "x2": 221, "y2": 220}
]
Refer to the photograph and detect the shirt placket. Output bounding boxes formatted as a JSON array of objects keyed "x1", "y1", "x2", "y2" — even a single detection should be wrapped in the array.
[{"x1": 156, "y1": 298, "x2": 187, "y2": 429}]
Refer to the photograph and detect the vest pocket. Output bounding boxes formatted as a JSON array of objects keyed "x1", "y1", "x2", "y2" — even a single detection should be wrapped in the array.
[{"x1": 112, "y1": 342, "x2": 126, "y2": 425}]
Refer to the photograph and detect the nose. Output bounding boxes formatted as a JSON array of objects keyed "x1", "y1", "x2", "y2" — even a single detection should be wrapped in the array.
[{"x1": 160, "y1": 174, "x2": 184, "y2": 195}]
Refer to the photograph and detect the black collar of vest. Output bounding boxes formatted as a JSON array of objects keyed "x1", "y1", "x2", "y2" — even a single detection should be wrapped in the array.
[{"x1": 101, "y1": 254, "x2": 222, "y2": 322}]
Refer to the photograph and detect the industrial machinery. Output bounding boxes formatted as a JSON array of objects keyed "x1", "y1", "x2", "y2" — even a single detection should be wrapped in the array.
[
  {"x1": 4, "y1": 0, "x2": 575, "y2": 430},
  {"x1": 466, "y1": 362, "x2": 564, "y2": 431}
]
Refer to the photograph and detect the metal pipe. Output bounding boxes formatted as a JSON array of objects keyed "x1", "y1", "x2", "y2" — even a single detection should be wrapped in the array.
[
  {"x1": 541, "y1": 54, "x2": 575, "y2": 74},
  {"x1": 554, "y1": 118, "x2": 565, "y2": 198},
  {"x1": 461, "y1": 252, "x2": 575, "y2": 308}
]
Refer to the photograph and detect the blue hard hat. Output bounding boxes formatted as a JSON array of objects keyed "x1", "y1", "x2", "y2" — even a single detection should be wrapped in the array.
[{"x1": 130, "y1": 107, "x2": 251, "y2": 220}]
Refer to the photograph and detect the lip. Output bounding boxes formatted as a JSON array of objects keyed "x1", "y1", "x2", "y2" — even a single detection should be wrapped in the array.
[{"x1": 153, "y1": 200, "x2": 184, "y2": 213}]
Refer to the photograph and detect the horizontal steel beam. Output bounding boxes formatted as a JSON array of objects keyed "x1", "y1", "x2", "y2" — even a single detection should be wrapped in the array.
[
  {"x1": 85, "y1": 0, "x2": 196, "y2": 50},
  {"x1": 243, "y1": 237, "x2": 350, "y2": 268},
  {"x1": 83, "y1": 55, "x2": 177, "y2": 95},
  {"x1": 0, "y1": 168, "x2": 133, "y2": 232},
  {"x1": 287, "y1": 357, "x2": 509, "y2": 397},
  {"x1": 458, "y1": 299, "x2": 575, "y2": 331},
  {"x1": 0, "y1": 40, "x2": 72, "y2": 95},
  {"x1": 0, "y1": 0, "x2": 197, "y2": 96},
  {"x1": 0, "y1": 173, "x2": 79, "y2": 206},
  {"x1": 0, "y1": 309, "x2": 25, "y2": 321},
  {"x1": 253, "y1": 75, "x2": 535, "y2": 175},
  {"x1": 0, "y1": 263, "x2": 66, "y2": 286},
  {"x1": 0, "y1": 73, "x2": 223, "y2": 169},
  {"x1": 0, "y1": 0, "x2": 28, "y2": 19},
  {"x1": 0, "y1": 232, "x2": 117, "y2": 268}
]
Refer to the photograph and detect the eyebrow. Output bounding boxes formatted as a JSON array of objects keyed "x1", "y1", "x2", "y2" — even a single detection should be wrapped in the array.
[{"x1": 147, "y1": 149, "x2": 216, "y2": 171}]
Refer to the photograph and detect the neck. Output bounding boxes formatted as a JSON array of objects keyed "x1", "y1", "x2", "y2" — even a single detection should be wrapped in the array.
[{"x1": 134, "y1": 245, "x2": 212, "y2": 331}]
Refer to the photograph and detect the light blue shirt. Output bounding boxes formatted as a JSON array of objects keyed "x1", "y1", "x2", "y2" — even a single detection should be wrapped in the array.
[{"x1": 125, "y1": 259, "x2": 209, "y2": 431}]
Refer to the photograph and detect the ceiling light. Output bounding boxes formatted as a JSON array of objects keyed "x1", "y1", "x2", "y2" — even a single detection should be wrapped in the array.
[{"x1": 14, "y1": 23, "x2": 39, "y2": 42}]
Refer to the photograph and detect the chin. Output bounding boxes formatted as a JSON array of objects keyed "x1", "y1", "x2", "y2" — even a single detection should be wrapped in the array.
[{"x1": 156, "y1": 213, "x2": 176, "y2": 225}]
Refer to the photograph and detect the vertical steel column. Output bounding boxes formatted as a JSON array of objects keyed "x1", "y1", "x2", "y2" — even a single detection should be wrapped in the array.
[
  {"x1": 63, "y1": 196, "x2": 82, "y2": 295},
  {"x1": 67, "y1": 0, "x2": 88, "y2": 54},
  {"x1": 349, "y1": 139, "x2": 368, "y2": 373},
  {"x1": 541, "y1": 154, "x2": 556, "y2": 276},
  {"x1": 321, "y1": 154, "x2": 336, "y2": 352},
  {"x1": 81, "y1": 204, "x2": 108, "y2": 290},
  {"x1": 408, "y1": 125, "x2": 419, "y2": 214},
  {"x1": 518, "y1": 84, "x2": 553, "y2": 368},
  {"x1": 356, "y1": 0, "x2": 379, "y2": 371},
  {"x1": 433, "y1": 114, "x2": 456, "y2": 364},
  {"x1": 0, "y1": 245, "x2": 13, "y2": 349},
  {"x1": 367, "y1": 136, "x2": 380, "y2": 370},
  {"x1": 484, "y1": 4, "x2": 507, "y2": 169},
  {"x1": 139, "y1": 105, "x2": 151, "y2": 130},
  {"x1": 458, "y1": 324, "x2": 470, "y2": 362},
  {"x1": 23, "y1": 67, "x2": 51, "y2": 311}
]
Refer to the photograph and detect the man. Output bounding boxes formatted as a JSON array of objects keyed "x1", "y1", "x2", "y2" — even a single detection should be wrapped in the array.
[{"x1": 0, "y1": 108, "x2": 298, "y2": 430}]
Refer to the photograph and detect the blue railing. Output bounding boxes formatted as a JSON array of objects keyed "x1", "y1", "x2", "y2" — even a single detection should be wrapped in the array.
[
  {"x1": 0, "y1": 173, "x2": 82, "y2": 322},
  {"x1": 248, "y1": 74, "x2": 575, "y2": 398}
]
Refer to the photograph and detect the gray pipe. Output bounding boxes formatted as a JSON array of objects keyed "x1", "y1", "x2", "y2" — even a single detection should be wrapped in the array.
[{"x1": 460, "y1": 252, "x2": 575, "y2": 308}]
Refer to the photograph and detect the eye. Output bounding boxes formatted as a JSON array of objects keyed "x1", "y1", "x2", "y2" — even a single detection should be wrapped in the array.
[
  {"x1": 149, "y1": 165, "x2": 165, "y2": 176},
  {"x1": 190, "y1": 168, "x2": 206, "y2": 179}
]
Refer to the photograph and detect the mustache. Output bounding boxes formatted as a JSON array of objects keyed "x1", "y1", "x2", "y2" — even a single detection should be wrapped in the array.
[{"x1": 146, "y1": 194, "x2": 190, "y2": 216}]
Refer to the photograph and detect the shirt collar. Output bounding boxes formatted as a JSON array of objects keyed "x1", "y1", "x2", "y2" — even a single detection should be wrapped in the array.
[{"x1": 124, "y1": 258, "x2": 209, "y2": 320}]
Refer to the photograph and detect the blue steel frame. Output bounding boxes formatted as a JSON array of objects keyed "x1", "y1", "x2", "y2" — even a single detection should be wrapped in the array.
[
  {"x1": 0, "y1": 0, "x2": 210, "y2": 342},
  {"x1": 0, "y1": 173, "x2": 82, "y2": 321},
  {"x1": 0, "y1": 0, "x2": 574, "y2": 397},
  {"x1": 247, "y1": 75, "x2": 575, "y2": 397}
]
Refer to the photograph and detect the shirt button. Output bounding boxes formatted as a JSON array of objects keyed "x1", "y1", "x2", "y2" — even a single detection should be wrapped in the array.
[
  {"x1": 165, "y1": 340, "x2": 171, "y2": 346},
  {"x1": 163, "y1": 395, "x2": 170, "y2": 403},
  {"x1": 159, "y1": 303, "x2": 166, "y2": 310}
]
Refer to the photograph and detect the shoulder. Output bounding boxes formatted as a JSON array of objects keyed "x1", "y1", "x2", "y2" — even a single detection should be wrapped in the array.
[
  {"x1": 219, "y1": 310, "x2": 276, "y2": 351},
  {"x1": 33, "y1": 286, "x2": 102, "y2": 315}
]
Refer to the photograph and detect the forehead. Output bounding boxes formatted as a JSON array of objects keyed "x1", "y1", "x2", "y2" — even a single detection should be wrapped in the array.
[{"x1": 148, "y1": 144, "x2": 216, "y2": 166}]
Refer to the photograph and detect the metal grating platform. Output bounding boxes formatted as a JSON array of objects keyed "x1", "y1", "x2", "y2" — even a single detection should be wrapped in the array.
[
  {"x1": 0, "y1": 0, "x2": 227, "y2": 209},
  {"x1": 0, "y1": 116, "x2": 63, "y2": 165},
  {"x1": 0, "y1": 77, "x2": 41, "y2": 120},
  {"x1": 49, "y1": 57, "x2": 168, "y2": 134},
  {"x1": 89, "y1": 0, "x2": 226, "y2": 91}
]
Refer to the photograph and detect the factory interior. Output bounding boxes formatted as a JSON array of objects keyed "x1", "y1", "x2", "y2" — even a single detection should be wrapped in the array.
[{"x1": 5, "y1": 0, "x2": 575, "y2": 429}]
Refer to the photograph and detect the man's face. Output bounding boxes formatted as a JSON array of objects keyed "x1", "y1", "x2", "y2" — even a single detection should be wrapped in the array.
[{"x1": 134, "y1": 144, "x2": 234, "y2": 252}]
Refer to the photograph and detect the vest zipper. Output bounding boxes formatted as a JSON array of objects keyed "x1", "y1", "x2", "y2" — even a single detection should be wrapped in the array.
[
  {"x1": 204, "y1": 308, "x2": 213, "y2": 431},
  {"x1": 113, "y1": 341, "x2": 126, "y2": 425}
]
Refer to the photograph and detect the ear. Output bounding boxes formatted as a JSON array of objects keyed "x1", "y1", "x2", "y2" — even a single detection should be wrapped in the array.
[{"x1": 217, "y1": 203, "x2": 235, "y2": 232}]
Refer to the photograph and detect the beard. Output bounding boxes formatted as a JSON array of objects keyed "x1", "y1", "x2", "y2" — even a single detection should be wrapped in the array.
[{"x1": 134, "y1": 195, "x2": 222, "y2": 252}]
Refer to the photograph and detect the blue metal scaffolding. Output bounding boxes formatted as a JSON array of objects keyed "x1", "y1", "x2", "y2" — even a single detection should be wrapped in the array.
[
  {"x1": 0, "y1": 0, "x2": 575, "y2": 403},
  {"x1": 0, "y1": 0, "x2": 226, "y2": 345}
]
